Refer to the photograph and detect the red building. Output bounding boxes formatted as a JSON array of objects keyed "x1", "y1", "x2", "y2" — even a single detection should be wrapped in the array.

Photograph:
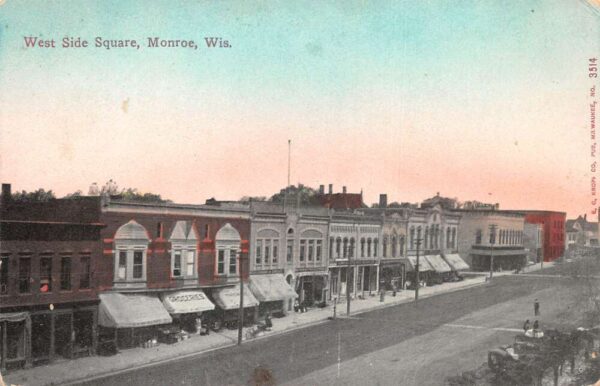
[
  {"x1": 316, "y1": 184, "x2": 366, "y2": 210},
  {"x1": 0, "y1": 184, "x2": 104, "y2": 371},
  {"x1": 506, "y1": 210, "x2": 566, "y2": 262},
  {"x1": 98, "y1": 198, "x2": 253, "y2": 348}
]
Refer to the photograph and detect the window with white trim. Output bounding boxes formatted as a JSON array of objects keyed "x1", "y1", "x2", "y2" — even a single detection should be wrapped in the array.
[
  {"x1": 169, "y1": 221, "x2": 199, "y2": 280},
  {"x1": 113, "y1": 220, "x2": 150, "y2": 286}
]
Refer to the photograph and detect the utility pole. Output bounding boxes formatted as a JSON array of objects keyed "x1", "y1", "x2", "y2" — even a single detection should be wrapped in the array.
[
  {"x1": 415, "y1": 237, "x2": 422, "y2": 304},
  {"x1": 237, "y1": 252, "x2": 244, "y2": 345},
  {"x1": 489, "y1": 224, "x2": 497, "y2": 280}
]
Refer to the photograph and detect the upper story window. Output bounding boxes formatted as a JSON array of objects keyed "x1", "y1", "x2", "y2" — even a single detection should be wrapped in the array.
[
  {"x1": 255, "y1": 229, "x2": 280, "y2": 269},
  {"x1": 410, "y1": 227, "x2": 415, "y2": 250},
  {"x1": 391, "y1": 236, "x2": 397, "y2": 257},
  {"x1": 114, "y1": 220, "x2": 150, "y2": 285},
  {"x1": 215, "y1": 223, "x2": 241, "y2": 277},
  {"x1": 373, "y1": 238, "x2": 379, "y2": 257},
  {"x1": 19, "y1": 256, "x2": 31, "y2": 293},
  {"x1": 475, "y1": 229, "x2": 482, "y2": 245},
  {"x1": 0, "y1": 255, "x2": 9, "y2": 294},
  {"x1": 300, "y1": 229, "x2": 324, "y2": 264},
  {"x1": 399, "y1": 236, "x2": 405, "y2": 256},
  {"x1": 169, "y1": 221, "x2": 198, "y2": 280},
  {"x1": 80, "y1": 254, "x2": 91, "y2": 289},
  {"x1": 60, "y1": 255, "x2": 72, "y2": 291},
  {"x1": 286, "y1": 228, "x2": 294, "y2": 263},
  {"x1": 383, "y1": 236, "x2": 388, "y2": 258},
  {"x1": 40, "y1": 255, "x2": 53, "y2": 292}
]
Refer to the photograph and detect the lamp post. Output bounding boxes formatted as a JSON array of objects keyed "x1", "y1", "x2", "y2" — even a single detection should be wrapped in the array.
[{"x1": 489, "y1": 224, "x2": 497, "y2": 280}]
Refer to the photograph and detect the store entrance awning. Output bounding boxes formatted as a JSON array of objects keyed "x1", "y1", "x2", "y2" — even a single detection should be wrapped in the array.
[
  {"x1": 99, "y1": 293, "x2": 172, "y2": 328},
  {"x1": 403, "y1": 255, "x2": 433, "y2": 272},
  {"x1": 424, "y1": 255, "x2": 452, "y2": 273},
  {"x1": 249, "y1": 274, "x2": 298, "y2": 302},
  {"x1": 161, "y1": 290, "x2": 215, "y2": 314},
  {"x1": 212, "y1": 284, "x2": 259, "y2": 310},
  {"x1": 443, "y1": 254, "x2": 470, "y2": 271}
]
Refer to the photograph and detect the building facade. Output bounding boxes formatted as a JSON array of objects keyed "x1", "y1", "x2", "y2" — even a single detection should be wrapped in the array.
[
  {"x1": 0, "y1": 186, "x2": 103, "y2": 372},
  {"x1": 455, "y1": 210, "x2": 526, "y2": 271}
]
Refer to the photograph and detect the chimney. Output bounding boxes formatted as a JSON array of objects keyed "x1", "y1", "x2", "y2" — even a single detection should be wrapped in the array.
[
  {"x1": 1, "y1": 183, "x2": 11, "y2": 206},
  {"x1": 319, "y1": 185, "x2": 325, "y2": 195},
  {"x1": 379, "y1": 194, "x2": 388, "y2": 208},
  {"x1": 342, "y1": 186, "x2": 347, "y2": 194},
  {"x1": 328, "y1": 184, "x2": 333, "y2": 194}
]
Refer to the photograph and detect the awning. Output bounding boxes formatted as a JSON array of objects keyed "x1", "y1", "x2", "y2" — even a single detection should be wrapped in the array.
[
  {"x1": 98, "y1": 293, "x2": 172, "y2": 328},
  {"x1": 424, "y1": 255, "x2": 452, "y2": 273},
  {"x1": 443, "y1": 254, "x2": 470, "y2": 271},
  {"x1": 161, "y1": 290, "x2": 215, "y2": 314},
  {"x1": 404, "y1": 255, "x2": 433, "y2": 272},
  {"x1": 294, "y1": 271, "x2": 329, "y2": 278},
  {"x1": 0, "y1": 311, "x2": 29, "y2": 323},
  {"x1": 249, "y1": 274, "x2": 298, "y2": 302},
  {"x1": 211, "y1": 284, "x2": 260, "y2": 310}
]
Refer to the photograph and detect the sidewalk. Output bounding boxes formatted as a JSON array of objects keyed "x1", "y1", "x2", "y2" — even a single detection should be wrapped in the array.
[{"x1": 3, "y1": 277, "x2": 486, "y2": 386}]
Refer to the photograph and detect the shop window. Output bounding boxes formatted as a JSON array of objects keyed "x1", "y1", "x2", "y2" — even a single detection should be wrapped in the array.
[
  {"x1": 60, "y1": 256, "x2": 71, "y2": 291},
  {"x1": 19, "y1": 257, "x2": 31, "y2": 293},
  {"x1": 0, "y1": 255, "x2": 8, "y2": 294},
  {"x1": 40, "y1": 256, "x2": 53, "y2": 292},
  {"x1": 80, "y1": 255, "x2": 91, "y2": 289}
]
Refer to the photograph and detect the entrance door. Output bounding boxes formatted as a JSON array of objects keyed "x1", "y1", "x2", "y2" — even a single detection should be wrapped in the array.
[
  {"x1": 31, "y1": 314, "x2": 52, "y2": 363},
  {"x1": 54, "y1": 313, "x2": 73, "y2": 359}
]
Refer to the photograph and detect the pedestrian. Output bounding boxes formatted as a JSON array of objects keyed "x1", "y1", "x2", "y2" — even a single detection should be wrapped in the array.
[
  {"x1": 523, "y1": 319, "x2": 530, "y2": 332},
  {"x1": 533, "y1": 320, "x2": 539, "y2": 331},
  {"x1": 534, "y1": 298, "x2": 540, "y2": 316}
]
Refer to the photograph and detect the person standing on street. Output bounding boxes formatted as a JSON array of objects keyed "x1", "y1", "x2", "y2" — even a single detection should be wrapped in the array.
[
  {"x1": 523, "y1": 319, "x2": 530, "y2": 332},
  {"x1": 534, "y1": 299, "x2": 540, "y2": 316}
]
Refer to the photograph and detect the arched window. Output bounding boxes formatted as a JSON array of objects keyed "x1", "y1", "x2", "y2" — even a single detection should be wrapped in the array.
[
  {"x1": 335, "y1": 237, "x2": 342, "y2": 258},
  {"x1": 287, "y1": 228, "x2": 294, "y2": 263},
  {"x1": 373, "y1": 238, "x2": 378, "y2": 257},
  {"x1": 114, "y1": 220, "x2": 150, "y2": 286},
  {"x1": 451, "y1": 228, "x2": 456, "y2": 248},
  {"x1": 343, "y1": 238, "x2": 348, "y2": 258},
  {"x1": 169, "y1": 221, "x2": 198, "y2": 279},
  {"x1": 215, "y1": 223, "x2": 241, "y2": 276},
  {"x1": 391, "y1": 236, "x2": 397, "y2": 257},
  {"x1": 349, "y1": 238, "x2": 355, "y2": 258},
  {"x1": 360, "y1": 238, "x2": 366, "y2": 257},
  {"x1": 446, "y1": 227, "x2": 451, "y2": 248},
  {"x1": 257, "y1": 229, "x2": 280, "y2": 268},
  {"x1": 367, "y1": 238, "x2": 372, "y2": 257},
  {"x1": 475, "y1": 229, "x2": 482, "y2": 245},
  {"x1": 410, "y1": 227, "x2": 415, "y2": 250}
]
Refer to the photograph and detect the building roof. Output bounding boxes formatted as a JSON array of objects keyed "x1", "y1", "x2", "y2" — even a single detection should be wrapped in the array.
[
  {"x1": 317, "y1": 193, "x2": 366, "y2": 210},
  {"x1": 566, "y1": 215, "x2": 598, "y2": 233}
]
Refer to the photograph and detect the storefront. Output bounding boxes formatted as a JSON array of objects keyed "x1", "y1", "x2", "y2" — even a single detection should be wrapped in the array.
[
  {"x1": 0, "y1": 312, "x2": 31, "y2": 372},
  {"x1": 160, "y1": 290, "x2": 215, "y2": 333},
  {"x1": 442, "y1": 253, "x2": 470, "y2": 272},
  {"x1": 423, "y1": 255, "x2": 452, "y2": 283},
  {"x1": 98, "y1": 293, "x2": 172, "y2": 349},
  {"x1": 379, "y1": 261, "x2": 405, "y2": 291},
  {"x1": 210, "y1": 284, "x2": 259, "y2": 328},
  {"x1": 329, "y1": 263, "x2": 378, "y2": 300},
  {"x1": 403, "y1": 255, "x2": 433, "y2": 288},
  {"x1": 295, "y1": 272, "x2": 328, "y2": 306},
  {"x1": 249, "y1": 274, "x2": 297, "y2": 317}
]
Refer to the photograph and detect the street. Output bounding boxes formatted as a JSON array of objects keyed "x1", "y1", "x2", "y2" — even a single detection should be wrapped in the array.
[{"x1": 76, "y1": 261, "x2": 594, "y2": 386}]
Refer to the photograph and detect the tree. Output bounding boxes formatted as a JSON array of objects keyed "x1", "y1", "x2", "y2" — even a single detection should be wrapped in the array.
[
  {"x1": 269, "y1": 184, "x2": 320, "y2": 206},
  {"x1": 88, "y1": 180, "x2": 171, "y2": 203},
  {"x1": 63, "y1": 190, "x2": 83, "y2": 199},
  {"x1": 11, "y1": 188, "x2": 56, "y2": 203}
]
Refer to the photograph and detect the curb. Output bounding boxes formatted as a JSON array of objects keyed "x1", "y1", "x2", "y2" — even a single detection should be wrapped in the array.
[{"x1": 33, "y1": 280, "x2": 485, "y2": 386}]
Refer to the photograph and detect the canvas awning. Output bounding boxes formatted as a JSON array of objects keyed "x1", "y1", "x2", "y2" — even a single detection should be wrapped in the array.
[
  {"x1": 404, "y1": 255, "x2": 433, "y2": 272},
  {"x1": 249, "y1": 274, "x2": 298, "y2": 302},
  {"x1": 443, "y1": 254, "x2": 470, "y2": 271},
  {"x1": 0, "y1": 311, "x2": 29, "y2": 323},
  {"x1": 211, "y1": 284, "x2": 260, "y2": 310},
  {"x1": 161, "y1": 290, "x2": 215, "y2": 314},
  {"x1": 424, "y1": 255, "x2": 452, "y2": 273},
  {"x1": 98, "y1": 293, "x2": 172, "y2": 328}
]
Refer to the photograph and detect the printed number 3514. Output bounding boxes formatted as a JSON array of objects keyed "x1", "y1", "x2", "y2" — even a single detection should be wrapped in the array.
[{"x1": 591, "y1": 58, "x2": 598, "y2": 78}]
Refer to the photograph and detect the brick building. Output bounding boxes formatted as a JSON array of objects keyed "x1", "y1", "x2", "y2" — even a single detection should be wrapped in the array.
[{"x1": 0, "y1": 184, "x2": 103, "y2": 371}]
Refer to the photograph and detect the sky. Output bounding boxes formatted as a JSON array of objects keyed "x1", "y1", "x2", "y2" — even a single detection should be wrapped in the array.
[{"x1": 0, "y1": 1, "x2": 599, "y2": 218}]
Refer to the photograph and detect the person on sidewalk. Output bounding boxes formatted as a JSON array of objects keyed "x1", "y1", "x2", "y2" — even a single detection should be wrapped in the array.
[
  {"x1": 534, "y1": 299, "x2": 540, "y2": 316},
  {"x1": 533, "y1": 320, "x2": 539, "y2": 331},
  {"x1": 523, "y1": 319, "x2": 530, "y2": 333}
]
